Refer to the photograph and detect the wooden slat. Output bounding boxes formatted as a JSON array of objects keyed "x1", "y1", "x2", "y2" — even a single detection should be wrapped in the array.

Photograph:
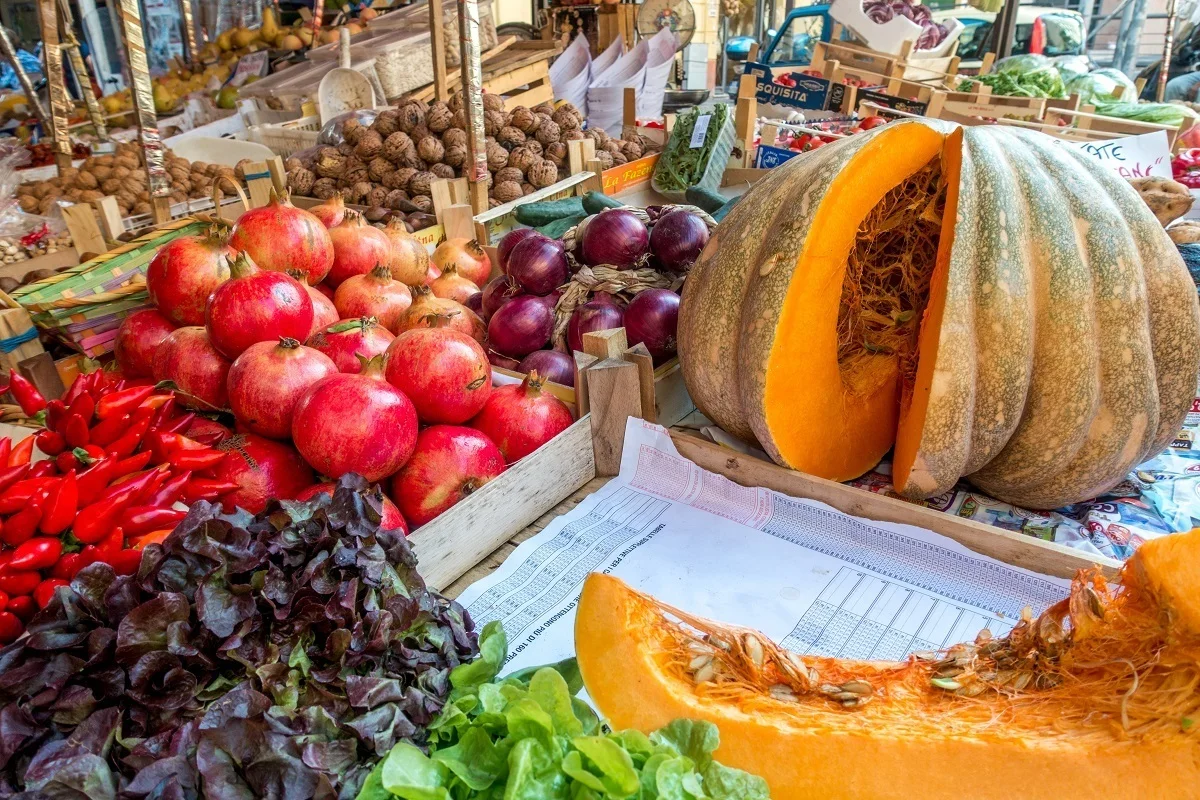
[
  {"x1": 587, "y1": 359, "x2": 641, "y2": 477},
  {"x1": 412, "y1": 414, "x2": 595, "y2": 590},
  {"x1": 669, "y1": 432, "x2": 1119, "y2": 580}
]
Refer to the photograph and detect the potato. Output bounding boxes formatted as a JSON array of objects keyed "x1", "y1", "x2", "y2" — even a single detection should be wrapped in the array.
[
  {"x1": 1168, "y1": 219, "x2": 1200, "y2": 245},
  {"x1": 1130, "y1": 176, "x2": 1194, "y2": 226}
]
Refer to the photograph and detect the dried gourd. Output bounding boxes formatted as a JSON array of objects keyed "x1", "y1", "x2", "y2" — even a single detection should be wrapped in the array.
[
  {"x1": 576, "y1": 527, "x2": 1200, "y2": 800},
  {"x1": 1130, "y1": 175, "x2": 1194, "y2": 225}
]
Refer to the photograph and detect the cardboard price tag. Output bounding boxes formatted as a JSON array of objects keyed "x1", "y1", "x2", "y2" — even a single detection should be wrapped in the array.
[
  {"x1": 690, "y1": 114, "x2": 712, "y2": 148},
  {"x1": 1069, "y1": 130, "x2": 1172, "y2": 180}
]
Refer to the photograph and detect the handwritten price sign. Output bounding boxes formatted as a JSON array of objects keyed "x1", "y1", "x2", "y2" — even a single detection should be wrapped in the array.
[{"x1": 1069, "y1": 131, "x2": 1172, "y2": 180}]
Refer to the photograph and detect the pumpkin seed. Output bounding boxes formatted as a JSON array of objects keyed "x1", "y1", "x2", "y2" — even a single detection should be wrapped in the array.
[
  {"x1": 931, "y1": 677, "x2": 962, "y2": 691},
  {"x1": 1011, "y1": 672, "x2": 1033, "y2": 691},
  {"x1": 955, "y1": 682, "x2": 987, "y2": 698},
  {"x1": 744, "y1": 635, "x2": 764, "y2": 668},
  {"x1": 689, "y1": 654, "x2": 713, "y2": 671},
  {"x1": 769, "y1": 684, "x2": 797, "y2": 702},
  {"x1": 693, "y1": 663, "x2": 716, "y2": 684},
  {"x1": 840, "y1": 680, "x2": 873, "y2": 696}
]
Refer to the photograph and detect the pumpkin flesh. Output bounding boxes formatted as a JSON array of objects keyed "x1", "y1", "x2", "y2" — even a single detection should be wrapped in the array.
[{"x1": 576, "y1": 528, "x2": 1200, "y2": 800}]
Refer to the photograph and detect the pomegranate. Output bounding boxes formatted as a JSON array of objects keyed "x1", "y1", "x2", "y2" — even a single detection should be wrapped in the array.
[
  {"x1": 389, "y1": 425, "x2": 505, "y2": 526},
  {"x1": 292, "y1": 355, "x2": 419, "y2": 481},
  {"x1": 228, "y1": 191, "x2": 334, "y2": 284},
  {"x1": 567, "y1": 293, "x2": 624, "y2": 353},
  {"x1": 334, "y1": 265, "x2": 413, "y2": 332},
  {"x1": 383, "y1": 218, "x2": 430, "y2": 285},
  {"x1": 186, "y1": 417, "x2": 232, "y2": 446},
  {"x1": 397, "y1": 285, "x2": 486, "y2": 343},
  {"x1": 290, "y1": 270, "x2": 339, "y2": 336},
  {"x1": 114, "y1": 308, "x2": 176, "y2": 378},
  {"x1": 152, "y1": 326, "x2": 231, "y2": 410},
  {"x1": 425, "y1": 263, "x2": 441, "y2": 285},
  {"x1": 294, "y1": 482, "x2": 409, "y2": 535},
  {"x1": 306, "y1": 317, "x2": 395, "y2": 373},
  {"x1": 205, "y1": 252, "x2": 314, "y2": 359},
  {"x1": 481, "y1": 275, "x2": 523, "y2": 321},
  {"x1": 327, "y1": 210, "x2": 394, "y2": 288},
  {"x1": 432, "y1": 238, "x2": 491, "y2": 286},
  {"x1": 308, "y1": 194, "x2": 347, "y2": 229},
  {"x1": 470, "y1": 370, "x2": 574, "y2": 463},
  {"x1": 384, "y1": 327, "x2": 491, "y2": 424},
  {"x1": 429, "y1": 265, "x2": 480, "y2": 306},
  {"x1": 228, "y1": 338, "x2": 338, "y2": 438},
  {"x1": 145, "y1": 228, "x2": 232, "y2": 325},
  {"x1": 212, "y1": 433, "x2": 315, "y2": 514}
]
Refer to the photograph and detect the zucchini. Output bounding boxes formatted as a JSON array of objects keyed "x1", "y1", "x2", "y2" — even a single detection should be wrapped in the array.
[
  {"x1": 712, "y1": 195, "x2": 742, "y2": 223},
  {"x1": 536, "y1": 214, "x2": 586, "y2": 240},
  {"x1": 582, "y1": 192, "x2": 624, "y2": 215},
  {"x1": 685, "y1": 185, "x2": 729, "y2": 214},
  {"x1": 515, "y1": 196, "x2": 586, "y2": 226}
]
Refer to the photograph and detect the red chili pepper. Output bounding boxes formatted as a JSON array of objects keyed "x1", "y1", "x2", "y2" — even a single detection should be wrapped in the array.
[
  {"x1": 33, "y1": 578, "x2": 68, "y2": 609},
  {"x1": 73, "y1": 484, "x2": 142, "y2": 544},
  {"x1": 34, "y1": 430, "x2": 65, "y2": 456},
  {"x1": 0, "y1": 438, "x2": 9, "y2": 468},
  {"x1": 0, "y1": 590, "x2": 8, "y2": 613},
  {"x1": 0, "y1": 611, "x2": 22, "y2": 644},
  {"x1": 3, "y1": 489, "x2": 49, "y2": 546},
  {"x1": 51, "y1": 552, "x2": 91, "y2": 581},
  {"x1": 76, "y1": 455, "x2": 117, "y2": 506},
  {"x1": 148, "y1": 397, "x2": 178, "y2": 430},
  {"x1": 0, "y1": 570, "x2": 41, "y2": 597},
  {"x1": 56, "y1": 445, "x2": 102, "y2": 474},
  {"x1": 6, "y1": 596, "x2": 33, "y2": 623},
  {"x1": 0, "y1": 478, "x2": 58, "y2": 515},
  {"x1": 95, "y1": 385, "x2": 155, "y2": 421},
  {"x1": 67, "y1": 393, "x2": 96, "y2": 425},
  {"x1": 44, "y1": 400, "x2": 66, "y2": 433},
  {"x1": 0, "y1": 552, "x2": 13, "y2": 576},
  {"x1": 27, "y1": 461, "x2": 55, "y2": 478},
  {"x1": 131, "y1": 528, "x2": 173, "y2": 550},
  {"x1": 39, "y1": 470, "x2": 76, "y2": 536},
  {"x1": 107, "y1": 548, "x2": 142, "y2": 576},
  {"x1": 61, "y1": 374, "x2": 88, "y2": 407},
  {"x1": 167, "y1": 448, "x2": 224, "y2": 472},
  {"x1": 94, "y1": 527, "x2": 124, "y2": 562},
  {"x1": 88, "y1": 412, "x2": 129, "y2": 448},
  {"x1": 183, "y1": 478, "x2": 240, "y2": 504},
  {"x1": 134, "y1": 469, "x2": 169, "y2": 504},
  {"x1": 4, "y1": 372, "x2": 46, "y2": 417},
  {"x1": 160, "y1": 412, "x2": 197, "y2": 437},
  {"x1": 63, "y1": 415, "x2": 90, "y2": 449},
  {"x1": 8, "y1": 436, "x2": 33, "y2": 467},
  {"x1": 0, "y1": 465, "x2": 29, "y2": 497},
  {"x1": 10, "y1": 538, "x2": 62, "y2": 572},
  {"x1": 147, "y1": 471, "x2": 190, "y2": 507},
  {"x1": 107, "y1": 416, "x2": 151, "y2": 460},
  {"x1": 84, "y1": 370, "x2": 108, "y2": 399},
  {"x1": 119, "y1": 506, "x2": 187, "y2": 538},
  {"x1": 110, "y1": 451, "x2": 154, "y2": 483}
]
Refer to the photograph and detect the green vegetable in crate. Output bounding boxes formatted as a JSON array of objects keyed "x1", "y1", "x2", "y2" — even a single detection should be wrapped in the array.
[
  {"x1": 653, "y1": 104, "x2": 731, "y2": 193},
  {"x1": 581, "y1": 191, "x2": 625, "y2": 215},
  {"x1": 515, "y1": 196, "x2": 587, "y2": 226},
  {"x1": 537, "y1": 214, "x2": 587, "y2": 239},
  {"x1": 1090, "y1": 99, "x2": 1199, "y2": 127}
]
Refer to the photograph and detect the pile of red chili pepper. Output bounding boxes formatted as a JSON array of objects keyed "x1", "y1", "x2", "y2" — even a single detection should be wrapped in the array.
[
  {"x1": 1172, "y1": 148, "x2": 1200, "y2": 189},
  {"x1": 0, "y1": 369, "x2": 237, "y2": 643}
]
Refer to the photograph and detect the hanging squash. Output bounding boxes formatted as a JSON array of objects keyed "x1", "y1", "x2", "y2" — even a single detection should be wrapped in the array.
[
  {"x1": 678, "y1": 121, "x2": 1200, "y2": 508},
  {"x1": 575, "y1": 528, "x2": 1200, "y2": 800}
]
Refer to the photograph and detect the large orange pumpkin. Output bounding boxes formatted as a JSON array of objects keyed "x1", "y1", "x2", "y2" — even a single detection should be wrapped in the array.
[
  {"x1": 678, "y1": 121, "x2": 1200, "y2": 508},
  {"x1": 575, "y1": 528, "x2": 1200, "y2": 800}
]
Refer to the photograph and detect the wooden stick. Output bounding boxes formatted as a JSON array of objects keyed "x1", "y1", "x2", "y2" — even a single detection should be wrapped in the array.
[
  {"x1": 587, "y1": 358, "x2": 641, "y2": 477},
  {"x1": 60, "y1": 203, "x2": 107, "y2": 257},
  {"x1": 429, "y1": 0, "x2": 449, "y2": 101},
  {"x1": 582, "y1": 328, "x2": 628, "y2": 360},
  {"x1": 17, "y1": 352, "x2": 65, "y2": 404},
  {"x1": 92, "y1": 197, "x2": 124, "y2": 242},
  {"x1": 574, "y1": 351, "x2": 598, "y2": 416},
  {"x1": 622, "y1": 342, "x2": 656, "y2": 423}
]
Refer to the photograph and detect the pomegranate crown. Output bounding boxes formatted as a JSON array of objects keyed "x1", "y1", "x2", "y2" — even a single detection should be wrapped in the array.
[
  {"x1": 523, "y1": 369, "x2": 545, "y2": 395},
  {"x1": 369, "y1": 264, "x2": 392, "y2": 280},
  {"x1": 227, "y1": 250, "x2": 260, "y2": 278}
]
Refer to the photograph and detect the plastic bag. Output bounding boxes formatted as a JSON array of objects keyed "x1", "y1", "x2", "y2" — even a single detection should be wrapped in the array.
[
  {"x1": 994, "y1": 53, "x2": 1054, "y2": 74},
  {"x1": 966, "y1": 53, "x2": 1067, "y2": 98},
  {"x1": 1052, "y1": 54, "x2": 1092, "y2": 85},
  {"x1": 317, "y1": 109, "x2": 380, "y2": 146},
  {"x1": 1065, "y1": 68, "x2": 1138, "y2": 105},
  {"x1": 1091, "y1": 99, "x2": 1199, "y2": 126},
  {"x1": 0, "y1": 142, "x2": 65, "y2": 240}
]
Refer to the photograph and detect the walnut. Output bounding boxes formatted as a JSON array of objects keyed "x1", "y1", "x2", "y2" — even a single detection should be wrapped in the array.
[
  {"x1": 528, "y1": 159, "x2": 559, "y2": 189},
  {"x1": 509, "y1": 106, "x2": 538, "y2": 134},
  {"x1": 345, "y1": 155, "x2": 366, "y2": 173},
  {"x1": 372, "y1": 109, "x2": 401, "y2": 137},
  {"x1": 563, "y1": 129, "x2": 585, "y2": 141},
  {"x1": 603, "y1": 140, "x2": 622, "y2": 156},
  {"x1": 343, "y1": 117, "x2": 364, "y2": 145},
  {"x1": 411, "y1": 194, "x2": 433, "y2": 212},
  {"x1": 535, "y1": 119, "x2": 561, "y2": 146},
  {"x1": 523, "y1": 140, "x2": 544, "y2": 158},
  {"x1": 345, "y1": 166, "x2": 370, "y2": 185},
  {"x1": 317, "y1": 151, "x2": 347, "y2": 178},
  {"x1": 497, "y1": 126, "x2": 526, "y2": 149},
  {"x1": 493, "y1": 181, "x2": 523, "y2": 203},
  {"x1": 101, "y1": 178, "x2": 123, "y2": 194},
  {"x1": 408, "y1": 170, "x2": 435, "y2": 196},
  {"x1": 620, "y1": 140, "x2": 644, "y2": 160},
  {"x1": 533, "y1": 103, "x2": 555, "y2": 116},
  {"x1": 79, "y1": 190, "x2": 104, "y2": 203},
  {"x1": 595, "y1": 150, "x2": 614, "y2": 170},
  {"x1": 486, "y1": 141, "x2": 509, "y2": 171},
  {"x1": 552, "y1": 107, "x2": 581, "y2": 131},
  {"x1": 400, "y1": 151, "x2": 427, "y2": 171},
  {"x1": 393, "y1": 167, "x2": 418, "y2": 189},
  {"x1": 133, "y1": 201, "x2": 152, "y2": 216},
  {"x1": 368, "y1": 157, "x2": 393, "y2": 183},
  {"x1": 611, "y1": 152, "x2": 628, "y2": 166},
  {"x1": 430, "y1": 163, "x2": 456, "y2": 179},
  {"x1": 521, "y1": 182, "x2": 536, "y2": 196},
  {"x1": 385, "y1": 188, "x2": 409, "y2": 209},
  {"x1": 427, "y1": 102, "x2": 453, "y2": 133},
  {"x1": 349, "y1": 181, "x2": 374, "y2": 204},
  {"x1": 482, "y1": 92, "x2": 505, "y2": 113},
  {"x1": 448, "y1": 92, "x2": 464, "y2": 113},
  {"x1": 170, "y1": 166, "x2": 190, "y2": 183},
  {"x1": 382, "y1": 170, "x2": 408, "y2": 190},
  {"x1": 77, "y1": 172, "x2": 99, "y2": 190},
  {"x1": 284, "y1": 157, "x2": 304, "y2": 173},
  {"x1": 312, "y1": 178, "x2": 338, "y2": 199},
  {"x1": 410, "y1": 123, "x2": 432, "y2": 144},
  {"x1": 495, "y1": 166, "x2": 523, "y2": 185},
  {"x1": 366, "y1": 184, "x2": 389, "y2": 207},
  {"x1": 338, "y1": 142, "x2": 355, "y2": 157},
  {"x1": 397, "y1": 102, "x2": 425, "y2": 132},
  {"x1": 417, "y1": 136, "x2": 445, "y2": 164},
  {"x1": 451, "y1": 109, "x2": 466, "y2": 130},
  {"x1": 442, "y1": 128, "x2": 467, "y2": 149},
  {"x1": 356, "y1": 130, "x2": 384, "y2": 160},
  {"x1": 484, "y1": 109, "x2": 506, "y2": 137},
  {"x1": 507, "y1": 148, "x2": 538, "y2": 173},
  {"x1": 545, "y1": 142, "x2": 567, "y2": 168},
  {"x1": 444, "y1": 144, "x2": 467, "y2": 168},
  {"x1": 17, "y1": 195, "x2": 37, "y2": 212},
  {"x1": 383, "y1": 132, "x2": 414, "y2": 164}
]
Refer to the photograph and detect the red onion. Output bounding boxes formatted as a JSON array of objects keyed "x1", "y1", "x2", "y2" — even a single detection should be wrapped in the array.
[
  {"x1": 488, "y1": 294, "x2": 554, "y2": 358},
  {"x1": 465, "y1": 291, "x2": 484, "y2": 316},
  {"x1": 625, "y1": 288, "x2": 680, "y2": 364},
  {"x1": 489, "y1": 350, "x2": 521, "y2": 370},
  {"x1": 579, "y1": 209, "x2": 649, "y2": 270},
  {"x1": 497, "y1": 228, "x2": 547, "y2": 274},
  {"x1": 568, "y1": 293, "x2": 624, "y2": 353},
  {"x1": 650, "y1": 209, "x2": 709, "y2": 272},
  {"x1": 518, "y1": 349, "x2": 575, "y2": 387},
  {"x1": 482, "y1": 275, "x2": 524, "y2": 320},
  {"x1": 508, "y1": 236, "x2": 568, "y2": 296}
]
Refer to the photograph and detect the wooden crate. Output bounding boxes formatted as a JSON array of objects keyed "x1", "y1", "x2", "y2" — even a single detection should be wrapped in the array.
[{"x1": 410, "y1": 40, "x2": 562, "y2": 111}]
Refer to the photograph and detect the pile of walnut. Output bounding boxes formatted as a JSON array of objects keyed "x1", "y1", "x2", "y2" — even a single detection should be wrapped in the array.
[
  {"x1": 15, "y1": 141, "x2": 237, "y2": 218},
  {"x1": 285, "y1": 94, "x2": 655, "y2": 211}
]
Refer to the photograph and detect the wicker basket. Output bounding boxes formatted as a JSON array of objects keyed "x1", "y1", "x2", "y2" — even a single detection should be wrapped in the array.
[{"x1": 249, "y1": 115, "x2": 322, "y2": 158}]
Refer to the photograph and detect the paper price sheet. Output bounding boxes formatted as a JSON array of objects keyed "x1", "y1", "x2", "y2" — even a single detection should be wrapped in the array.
[{"x1": 457, "y1": 419, "x2": 1070, "y2": 675}]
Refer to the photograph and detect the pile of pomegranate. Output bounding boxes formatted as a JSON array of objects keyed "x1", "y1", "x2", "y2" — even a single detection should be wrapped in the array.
[{"x1": 114, "y1": 191, "x2": 574, "y2": 532}]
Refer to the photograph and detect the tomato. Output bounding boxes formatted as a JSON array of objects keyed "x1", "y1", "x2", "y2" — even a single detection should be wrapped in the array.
[
  {"x1": 806, "y1": 139, "x2": 827, "y2": 151},
  {"x1": 0, "y1": 571, "x2": 40, "y2": 596},
  {"x1": 6, "y1": 596, "x2": 34, "y2": 623},
  {"x1": 0, "y1": 612, "x2": 21, "y2": 644},
  {"x1": 858, "y1": 116, "x2": 888, "y2": 130}
]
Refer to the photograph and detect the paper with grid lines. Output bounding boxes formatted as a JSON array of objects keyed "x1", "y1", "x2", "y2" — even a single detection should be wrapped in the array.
[{"x1": 455, "y1": 419, "x2": 1069, "y2": 674}]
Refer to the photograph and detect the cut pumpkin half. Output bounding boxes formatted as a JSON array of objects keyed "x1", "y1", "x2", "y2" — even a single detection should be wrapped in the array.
[{"x1": 575, "y1": 528, "x2": 1200, "y2": 800}]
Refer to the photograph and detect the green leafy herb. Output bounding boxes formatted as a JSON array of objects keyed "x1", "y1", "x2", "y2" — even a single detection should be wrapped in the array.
[
  {"x1": 654, "y1": 104, "x2": 731, "y2": 193},
  {"x1": 364, "y1": 628, "x2": 772, "y2": 800}
]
